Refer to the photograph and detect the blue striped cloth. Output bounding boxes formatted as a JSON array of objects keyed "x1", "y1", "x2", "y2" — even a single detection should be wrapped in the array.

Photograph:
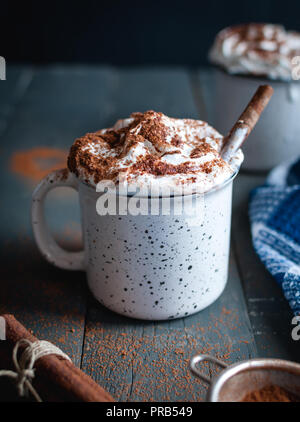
[{"x1": 249, "y1": 158, "x2": 300, "y2": 316}]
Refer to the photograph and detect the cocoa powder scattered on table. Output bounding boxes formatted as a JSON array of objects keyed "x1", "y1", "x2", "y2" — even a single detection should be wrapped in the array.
[{"x1": 82, "y1": 306, "x2": 249, "y2": 401}]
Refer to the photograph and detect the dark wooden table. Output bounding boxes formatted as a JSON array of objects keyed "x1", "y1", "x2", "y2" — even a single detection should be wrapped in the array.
[{"x1": 0, "y1": 65, "x2": 298, "y2": 402}]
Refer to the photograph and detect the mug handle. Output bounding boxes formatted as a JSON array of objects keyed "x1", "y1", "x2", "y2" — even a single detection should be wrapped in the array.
[
  {"x1": 31, "y1": 168, "x2": 85, "y2": 271},
  {"x1": 190, "y1": 354, "x2": 228, "y2": 384}
]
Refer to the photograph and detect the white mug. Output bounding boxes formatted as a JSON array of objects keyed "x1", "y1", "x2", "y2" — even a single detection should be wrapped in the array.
[{"x1": 32, "y1": 168, "x2": 237, "y2": 320}]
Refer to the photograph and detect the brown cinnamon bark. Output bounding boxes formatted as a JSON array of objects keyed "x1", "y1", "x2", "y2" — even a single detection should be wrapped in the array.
[
  {"x1": 221, "y1": 85, "x2": 274, "y2": 162},
  {"x1": 0, "y1": 314, "x2": 114, "y2": 402}
]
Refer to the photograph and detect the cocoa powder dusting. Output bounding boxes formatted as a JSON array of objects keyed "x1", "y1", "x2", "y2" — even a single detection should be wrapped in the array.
[
  {"x1": 131, "y1": 155, "x2": 220, "y2": 176},
  {"x1": 171, "y1": 135, "x2": 183, "y2": 147},
  {"x1": 82, "y1": 306, "x2": 251, "y2": 401},
  {"x1": 190, "y1": 143, "x2": 214, "y2": 158},
  {"x1": 216, "y1": 24, "x2": 284, "y2": 58}
]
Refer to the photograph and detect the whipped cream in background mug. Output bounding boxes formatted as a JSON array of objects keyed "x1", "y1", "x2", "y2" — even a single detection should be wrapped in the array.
[
  {"x1": 209, "y1": 23, "x2": 300, "y2": 171},
  {"x1": 32, "y1": 111, "x2": 243, "y2": 320}
]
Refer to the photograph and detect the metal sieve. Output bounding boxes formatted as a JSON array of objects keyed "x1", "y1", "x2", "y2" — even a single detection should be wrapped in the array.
[{"x1": 190, "y1": 354, "x2": 300, "y2": 402}]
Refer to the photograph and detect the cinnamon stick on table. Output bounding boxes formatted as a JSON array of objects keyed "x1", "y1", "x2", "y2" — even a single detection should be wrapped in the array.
[
  {"x1": 221, "y1": 85, "x2": 274, "y2": 162},
  {"x1": 0, "y1": 314, "x2": 114, "y2": 402}
]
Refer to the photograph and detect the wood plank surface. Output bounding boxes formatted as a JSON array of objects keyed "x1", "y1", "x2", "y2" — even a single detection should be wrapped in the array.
[
  {"x1": 0, "y1": 65, "x2": 118, "y2": 365},
  {"x1": 80, "y1": 67, "x2": 257, "y2": 401},
  {"x1": 1, "y1": 65, "x2": 281, "y2": 402}
]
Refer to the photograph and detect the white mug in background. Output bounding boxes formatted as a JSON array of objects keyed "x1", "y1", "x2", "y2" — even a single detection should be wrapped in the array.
[
  {"x1": 213, "y1": 69, "x2": 300, "y2": 171},
  {"x1": 32, "y1": 168, "x2": 238, "y2": 320}
]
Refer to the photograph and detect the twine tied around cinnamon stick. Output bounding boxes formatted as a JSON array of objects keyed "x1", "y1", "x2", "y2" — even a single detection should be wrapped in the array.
[
  {"x1": 0, "y1": 338, "x2": 71, "y2": 402},
  {"x1": 1, "y1": 315, "x2": 114, "y2": 402}
]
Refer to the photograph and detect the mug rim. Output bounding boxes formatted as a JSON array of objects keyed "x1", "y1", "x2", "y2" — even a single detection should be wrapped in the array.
[{"x1": 77, "y1": 167, "x2": 240, "y2": 199}]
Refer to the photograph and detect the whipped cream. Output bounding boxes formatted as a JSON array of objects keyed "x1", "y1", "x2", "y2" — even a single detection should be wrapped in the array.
[
  {"x1": 209, "y1": 23, "x2": 300, "y2": 81},
  {"x1": 68, "y1": 111, "x2": 243, "y2": 195}
]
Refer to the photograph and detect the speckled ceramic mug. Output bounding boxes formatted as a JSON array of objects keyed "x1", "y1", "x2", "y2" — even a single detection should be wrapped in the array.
[{"x1": 32, "y1": 168, "x2": 237, "y2": 320}]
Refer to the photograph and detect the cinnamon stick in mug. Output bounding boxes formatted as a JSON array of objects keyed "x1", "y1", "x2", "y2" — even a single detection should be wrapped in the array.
[{"x1": 221, "y1": 85, "x2": 274, "y2": 162}]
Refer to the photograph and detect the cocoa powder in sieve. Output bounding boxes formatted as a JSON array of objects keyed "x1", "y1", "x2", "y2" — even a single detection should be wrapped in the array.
[{"x1": 241, "y1": 385, "x2": 300, "y2": 402}]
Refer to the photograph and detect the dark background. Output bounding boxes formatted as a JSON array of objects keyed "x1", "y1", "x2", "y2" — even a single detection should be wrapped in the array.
[{"x1": 2, "y1": 0, "x2": 300, "y2": 66}]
